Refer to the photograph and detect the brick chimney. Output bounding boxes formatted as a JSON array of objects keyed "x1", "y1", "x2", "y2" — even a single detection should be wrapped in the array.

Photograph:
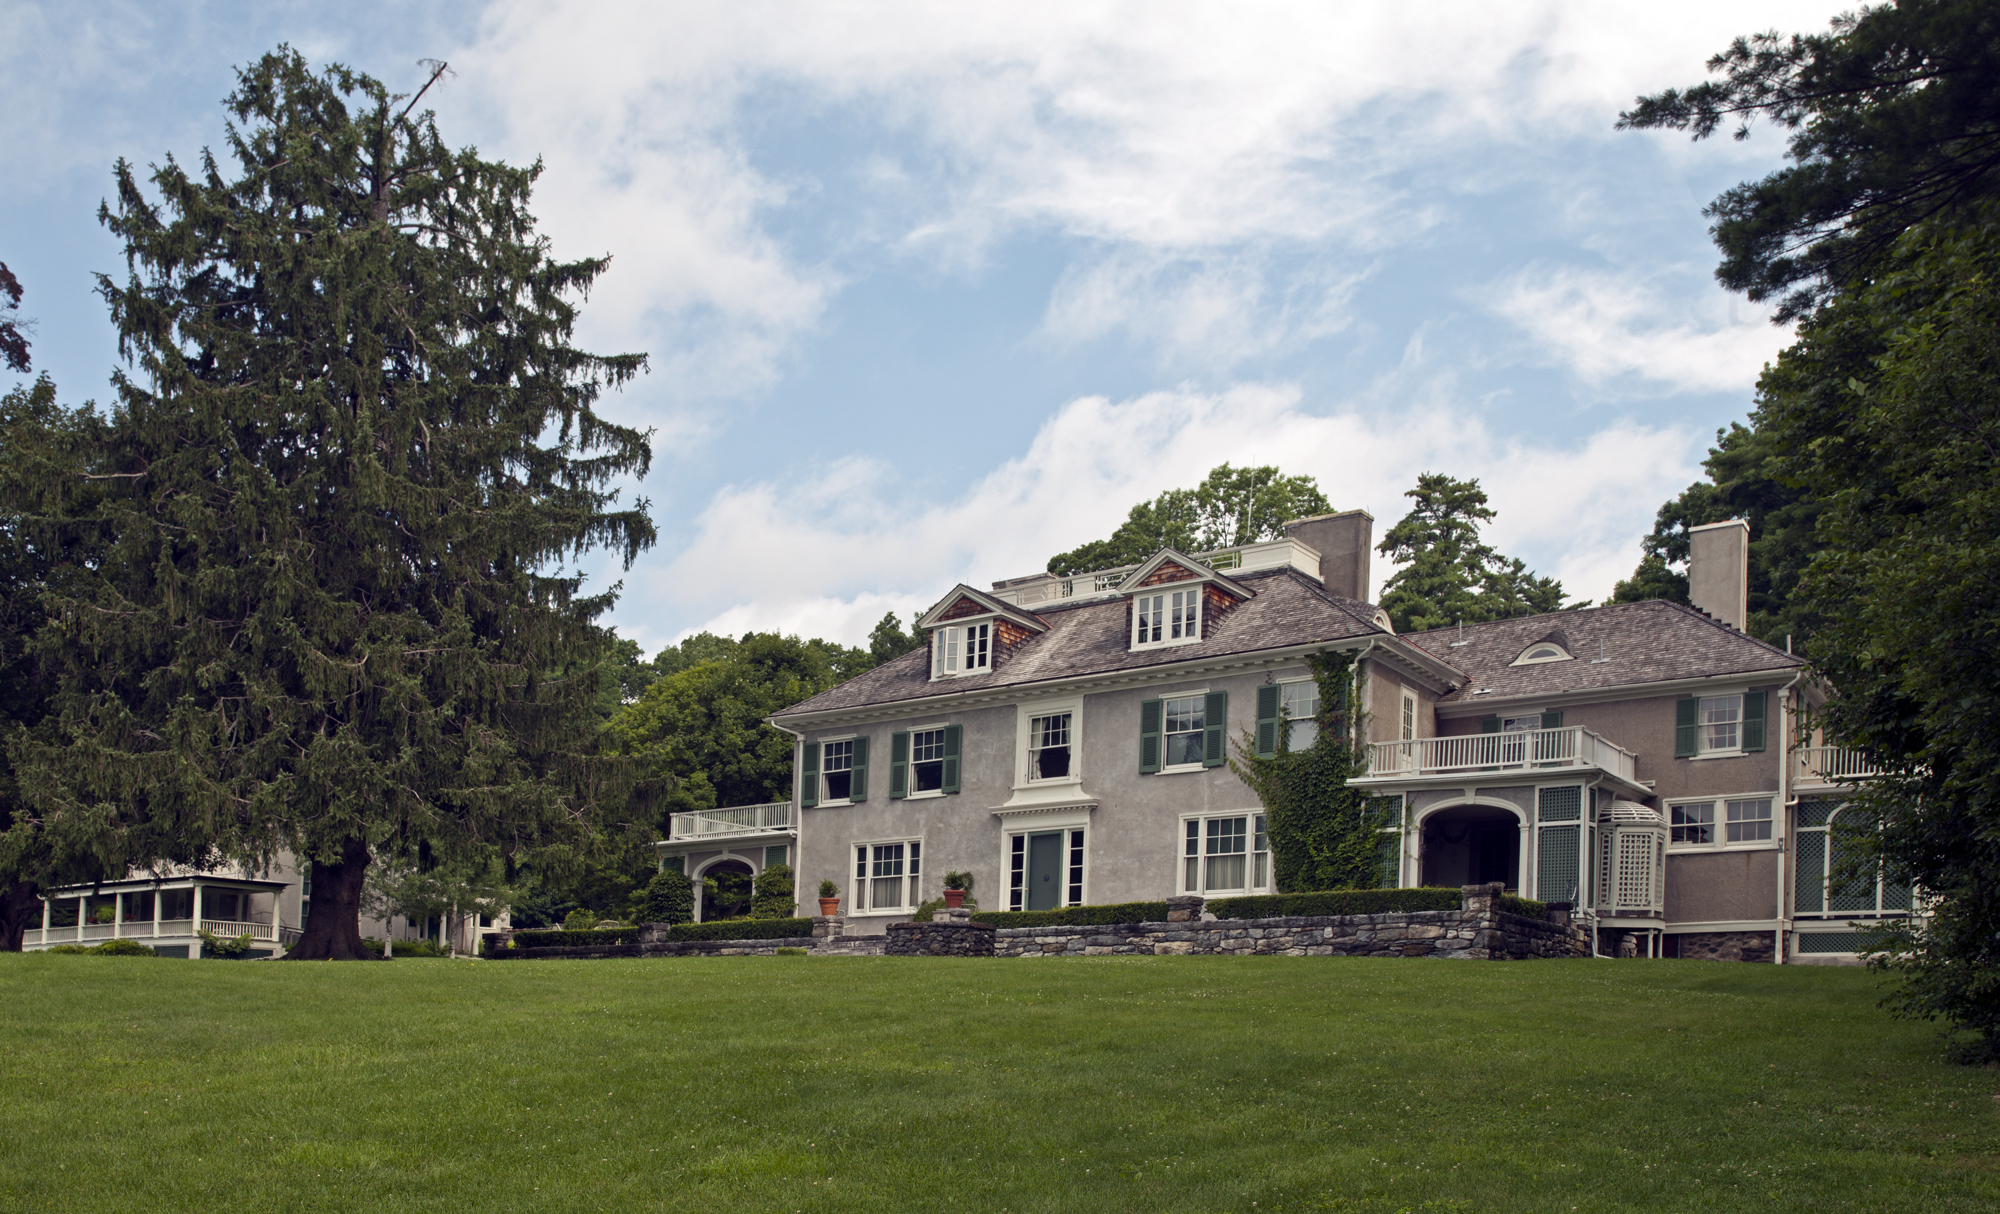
[
  {"x1": 1688, "y1": 519, "x2": 1749, "y2": 631},
  {"x1": 1283, "y1": 509, "x2": 1373, "y2": 601}
]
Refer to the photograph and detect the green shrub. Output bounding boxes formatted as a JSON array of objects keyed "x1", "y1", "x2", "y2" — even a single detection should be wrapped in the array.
[
  {"x1": 41, "y1": 944, "x2": 94, "y2": 954},
  {"x1": 197, "y1": 929, "x2": 258, "y2": 959},
  {"x1": 1496, "y1": 895, "x2": 1548, "y2": 920},
  {"x1": 637, "y1": 869, "x2": 695, "y2": 925},
  {"x1": 817, "y1": 878, "x2": 838, "y2": 899},
  {"x1": 1206, "y1": 887, "x2": 1463, "y2": 919},
  {"x1": 942, "y1": 870, "x2": 972, "y2": 891},
  {"x1": 775, "y1": 947, "x2": 808, "y2": 956},
  {"x1": 970, "y1": 902, "x2": 1170, "y2": 928},
  {"x1": 663, "y1": 918, "x2": 813, "y2": 942},
  {"x1": 93, "y1": 938, "x2": 159, "y2": 956},
  {"x1": 750, "y1": 864, "x2": 795, "y2": 918},
  {"x1": 562, "y1": 908, "x2": 600, "y2": 931},
  {"x1": 510, "y1": 927, "x2": 641, "y2": 949},
  {"x1": 390, "y1": 937, "x2": 450, "y2": 957}
]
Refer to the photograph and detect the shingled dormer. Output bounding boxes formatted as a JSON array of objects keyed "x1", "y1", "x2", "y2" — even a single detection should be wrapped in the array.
[
  {"x1": 916, "y1": 585, "x2": 1049, "y2": 680},
  {"x1": 1120, "y1": 548, "x2": 1254, "y2": 652}
]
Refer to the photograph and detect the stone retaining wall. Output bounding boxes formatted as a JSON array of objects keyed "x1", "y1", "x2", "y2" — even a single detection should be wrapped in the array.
[
  {"x1": 885, "y1": 914, "x2": 996, "y2": 956},
  {"x1": 485, "y1": 932, "x2": 816, "y2": 961}
]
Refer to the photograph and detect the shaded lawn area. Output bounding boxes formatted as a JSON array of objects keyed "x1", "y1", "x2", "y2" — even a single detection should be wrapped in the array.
[{"x1": 1, "y1": 953, "x2": 1994, "y2": 1213}]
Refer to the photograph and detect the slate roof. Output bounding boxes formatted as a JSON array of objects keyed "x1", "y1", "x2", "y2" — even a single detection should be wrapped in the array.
[
  {"x1": 1402, "y1": 599, "x2": 1803, "y2": 706},
  {"x1": 773, "y1": 568, "x2": 1390, "y2": 719}
]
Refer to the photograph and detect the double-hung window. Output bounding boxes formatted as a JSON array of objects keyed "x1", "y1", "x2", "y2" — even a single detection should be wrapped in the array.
[
  {"x1": 1029, "y1": 713, "x2": 1072, "y2": 780},
  {"x1": 1675, "y1": 691, "x2": 1766, "y2": 758},
  {"x1": 933, "y1": 622, "x2": 991, "y2": 677},
  {"x1": 1280, "y1": 681, "x2": 1319, "y2": 751},
  {"x1": 822, "y1": 740, "x2": 854, "y2": 802},
  {"x1": 854, "y1": 841, "x2": 920, "y2": 913},
  {"x1": 1701, "y1": 696, "x2": 1740, "y2": 752},
  {"x1": 1133, "y1": 588, "x2": 1201, "y2": 648},
  {"x1": 1182, "y1": 814, "x2": 1269, "y2": 895},
  {"x1": 1669, "y1": 796, "x2": 1776, "y2": 850},
  {"x1": 1163, "y1": 695, "x2": 1207, "y2": 768},
  {"x1": 910, "y1": 729, "x2": 947, "y2": 794}
]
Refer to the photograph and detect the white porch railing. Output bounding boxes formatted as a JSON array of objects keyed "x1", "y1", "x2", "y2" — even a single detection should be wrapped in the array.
[
  {"x1": 1795, "y1": 746, "x2": 1879, "y2": 786},
  {"x1": 1364, "y1": 726, "x2": 1639, "y2": 784},
  {"x1": 198, "y1": 920, "x2": 276, "y2": 941},
  {"x1": 30, "y1": 916, "x2": 276, "y2": 946},
  {"x1": 668, "y1": 802, "x2": 794, "y2": 839}
]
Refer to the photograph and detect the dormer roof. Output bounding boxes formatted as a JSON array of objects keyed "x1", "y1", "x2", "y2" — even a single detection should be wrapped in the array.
[
  {"x1": 1120, "y1": 548, "x2": 1254, "y2": 602},
  {"x1": 915, "y1": 584, "x2": 1050, "y2": 635}
]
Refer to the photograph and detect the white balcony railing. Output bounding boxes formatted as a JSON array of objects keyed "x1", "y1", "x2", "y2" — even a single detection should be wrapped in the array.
[
  {"x1": 1794, "y1": 746, "x2": 1879, "y2": 786},
  {"x1": 668, "y1": 802, "x2": 794, "y2": 840},
  {"x1": 1364, "y1": 726, "x2": 1639, "y2": 784}
]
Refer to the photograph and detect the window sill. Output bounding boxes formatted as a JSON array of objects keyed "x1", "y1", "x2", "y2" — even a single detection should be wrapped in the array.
[
  {"x1": 901, "y1": 790, "x2": 946, "y2": 801},
  {"x1": 1130, "y1": 639, "x2": 1202, "y2": 654},
  {"x1": 844, "y1": 909, "x2": 916, "y2": 919},
  {"x1": 1155, "y1": 764, "x2": 1208, "y2": 776},
  {"x1": 1667, "y1": 841, "x2": 1780, "y2": 854},
  {"x1": 815, "y1": 799, "x2": 853, "y2": 809},
  {"x1": 1686, "y1": 750, "x2": 1751, "y2": 761}
]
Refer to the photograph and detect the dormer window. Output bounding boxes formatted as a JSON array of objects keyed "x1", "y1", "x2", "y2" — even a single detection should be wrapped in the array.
[
  {"x1": 933, "y1": 622, "x2": 991, "y2": 677},
  {"x1": 1134, "y1": 588, "x2": 1201, "y2": 649},
  {"x1": 1511, "y1": 641, "x2": 1573, "y2": 666}
]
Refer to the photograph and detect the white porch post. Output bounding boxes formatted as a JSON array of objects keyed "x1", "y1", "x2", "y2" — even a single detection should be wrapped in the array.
[
  {"x1": 113, "y1": 892, "x2": 124, "y2": 938},
  {"x1": 39, "y1": 897, "x2": 50, "y2": 947},
  {"x1": 191, "y1": 884, "x2": 203, "y2": 955},
  {"x1": 152, "y1": 886, "x2": 161, "y2": 938},
  {"x1": 75, "y1": 894, "x2": 85, "y2": 942},
  {"x1": 1517, "y1": 820, "x2": 1531, "y2": 898}
]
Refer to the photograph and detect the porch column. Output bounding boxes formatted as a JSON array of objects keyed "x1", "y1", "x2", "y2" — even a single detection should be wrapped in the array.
[
  {"x1": 1517, "y1": 821, "x2": 1531, "y2": 898},
  {"x1": 113, "y1": 892, "x2": 124, "y2": 938},
  {"x1": 152, "y1": 887, "x2": 161, "y2": 938},
  {"x1": 40, "y1": 897, "x2": 50, "y2": 947},
  {"x1": 75, "y1": 894, "x2": 85, "y2": 942},
  {"x1": 191, "y1": 884, "x2": 203, "y2": 954}
]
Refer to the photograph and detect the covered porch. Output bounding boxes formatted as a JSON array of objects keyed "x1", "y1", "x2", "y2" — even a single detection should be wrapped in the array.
[
  {"x1": 653, "y1": 802, "x2": 797, "y2": 923},
  {"x1": 25, "y1": 875, "x2": 293, "y2": 958}
]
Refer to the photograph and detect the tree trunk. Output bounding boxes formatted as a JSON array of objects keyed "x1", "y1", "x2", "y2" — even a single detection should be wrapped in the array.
[
  {"x1": 284, "y1": 836, "x2": 376, "y2": 960},
  {"x1": 0, "y1": 879, "x2": 40, "y2": 951}
]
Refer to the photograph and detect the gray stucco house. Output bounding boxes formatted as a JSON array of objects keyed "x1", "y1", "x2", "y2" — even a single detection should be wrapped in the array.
[{"x1": 685, "y1": 511, "x2": 1891, "y2": 963}]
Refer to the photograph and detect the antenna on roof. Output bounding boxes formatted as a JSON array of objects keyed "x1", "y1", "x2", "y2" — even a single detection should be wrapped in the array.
[
  {"x1": 1591, "y1": 638, "x2": 1610, "y2": 664},
  {"x1": 1449, "y1": 619, "x2": 1470, "y2": 648}
]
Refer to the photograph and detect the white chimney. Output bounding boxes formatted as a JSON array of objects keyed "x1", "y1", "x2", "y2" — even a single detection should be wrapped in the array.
[{"x1": 1688, "y1": 519, "x2": 1749, "y2": 631}]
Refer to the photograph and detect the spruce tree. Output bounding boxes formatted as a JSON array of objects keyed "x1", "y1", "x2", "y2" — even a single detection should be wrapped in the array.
[{"x1": 18, "y1": 50, "x2": 656, "y2": 959}]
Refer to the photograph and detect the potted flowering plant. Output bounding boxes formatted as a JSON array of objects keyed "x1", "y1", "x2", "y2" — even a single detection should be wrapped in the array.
[
  {"x1": 941, "y1": 871, "x2": 972, "y2": 910},
  {"x1": 817, "y1": 879, "x2": 840, "y2": 917}
]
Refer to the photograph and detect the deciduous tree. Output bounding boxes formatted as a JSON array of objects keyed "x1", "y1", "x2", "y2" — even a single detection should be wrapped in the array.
[{"x1": 1046, "y1": 464, "x2": 1331, "y2": 576}]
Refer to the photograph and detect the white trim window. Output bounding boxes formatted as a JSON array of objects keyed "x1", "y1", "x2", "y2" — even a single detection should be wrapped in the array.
[
  {"x1": 1028, "y1": 712, "x2": 1072, "y2": 780},
  {"x1": 1400, "y1": 688, "x2": 1418, "y2": 742},
  {"x1": 1162, "y1": 694, "x2": 1208, "y2": 769},
  {"x1": 1133, "y1": 588, "x2": 1201, "y2": 649},
  {"x1": 854, "y1": 840, "x2": 921, "y2": 913},
  {"x1": 822, "y1": 739, "x2": 854, "y2": 803},
  {"x1": 1669, "y1": 795, "x2": 1776, "y2": 850},
  {"x1": 910, "y1": 728, "x2": 948, "y2": 795},
  {"x1": 1700, "y1": 696, "x2": 1741, "y2": 753},
  {"x1": 1280, "y1": 680, "x2": 1319, "y2": 751},
  {"x1": 1182, "y1": 813, "x2": 1270, "y2": 896},
  {"x1": 932, "y1": 622, "x2": 991, "y2": 678},
  {"x1": 1511, "y1": 642, "x2": 1573, "y2": 666}
]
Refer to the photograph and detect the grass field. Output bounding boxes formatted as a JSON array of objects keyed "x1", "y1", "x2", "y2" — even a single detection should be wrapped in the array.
[{"x1": 2, "y1": 952, "x2": 1994, "y2": 1213}]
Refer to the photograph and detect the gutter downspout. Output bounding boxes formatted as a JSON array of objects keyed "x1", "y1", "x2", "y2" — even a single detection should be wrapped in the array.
[
  {"x1": 767, "y1": 717, "x2": 808, "y2": 918},
  {"x1": 1774, "y1": 668, "x2": 1807, "y2": 966}
]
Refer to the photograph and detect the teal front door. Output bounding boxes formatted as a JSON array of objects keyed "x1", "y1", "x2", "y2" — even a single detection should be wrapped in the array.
[{"x1": 1027, "y1": 832, "x2": 1064, "y2": 911}]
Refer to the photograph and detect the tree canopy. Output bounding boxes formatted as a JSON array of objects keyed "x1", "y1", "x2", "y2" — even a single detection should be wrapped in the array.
[
  {"x1": 8, "y1": 50, "x2": 656, "y2": 960},
  {"x1": 0, "y1": 263, "x2": 30, "y2": 374},
  {"x1": 1374, "y1": 474, "x2": 1573, "y2": 634},
  {"x1": 1046, "y1": 464, "x2": 1332, "y2": 576},
  {"x1": 1619, "y1": 0, "x2": 2000, "y2": 322}
]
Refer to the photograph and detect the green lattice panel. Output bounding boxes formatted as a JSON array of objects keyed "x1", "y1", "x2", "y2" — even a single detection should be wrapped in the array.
[
  {"x1": 1794, "y1": 831, "x2": 1826, "y2": 913},
  {"x1": 1829, "y1": 830, "x2": 1876, "y2": 912},
  {"x1": 1375, "y1": 832, "x2": 1401, "y2": 889},
  {"x1": 1538, "y1": 786, "x2": 1581, "y2": 822},
  {"x1": 1537, "y1": 825, "x2": 1580, "y2": 904},
  {"x1": 1797, "y1": 799, "x2": 1837, "y2": 827},
  {"x1": 1797, "y1": 932, "x2": 1862, "y2": 954}
]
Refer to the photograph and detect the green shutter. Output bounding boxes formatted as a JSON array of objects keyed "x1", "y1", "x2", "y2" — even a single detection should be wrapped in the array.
[
  {"x1": 1540, "y1": 711, "x2": 1563, "y2": 729},
  {"x1": 849, "y1": 735, "x2": 869, "y2": 802},
  {"x1": 1674, "y1": 697, "x2": 1699, "y2": 758},
  {"x1": 800, "y1": 742, "x2": 820, "y2": 808},
  {"x1": 1255, "y1": 684, "x2": 1280, "y2": 758},
  {"x1": 1480, "y1": 716, "x2": 1499, "y2": 733},
  {"x1": 1742, "y1": 690, "x2": 1766, "y2": 752},
  {"x1": 941, "y1": 724, "x2": 962, "y2": 794},
  {"x1": 1139, "y1": 699, "x2": 1162, "y2": 773},
  {"x1": 889, "y1": 731, "x2": 909, "y2": 799},
  {"x1": 1203, "y1": 690, "x2": 1227, "y2": 767}
]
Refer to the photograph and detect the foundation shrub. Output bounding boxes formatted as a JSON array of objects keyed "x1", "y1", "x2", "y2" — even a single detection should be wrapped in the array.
[
  {"x1": 1206, "y1": 887, "x2": 1462, "y2": 919},
  {"x1": 511, "y1": 927, "x2": 641, "y2": 948},
  {"x1": 1497, "y1": 895, "x2": 1548, "y2": 920},
  {"x1": 750, "y1": 864, "x2": 795, "y2": 918},
  {"x1": 662, "y1": 918, "x2": 812, "y2": 942},
  {"x1": 42, "y1": 940, "x2": 159, "y2": 956},
  {"x1": 970, "y1": 902, "x2": 1169, "y2": 928}
]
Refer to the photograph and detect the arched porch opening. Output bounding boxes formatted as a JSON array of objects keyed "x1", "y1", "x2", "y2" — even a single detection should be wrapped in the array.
[
  {"x1": 694, "y1": 858, "x2": 756, "y2": 922},
  {"x1": 1420, "y1": 805, "x2": 1522, "y2": 892}
]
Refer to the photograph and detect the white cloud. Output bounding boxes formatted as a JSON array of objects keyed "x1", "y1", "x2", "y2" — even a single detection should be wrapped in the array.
[
  {"x1": 1487, "y1": 263, "x2": 1795, "y2": 393},
  {"x1": 613, "y1": 382, "x2": 1703, "y2": 648}
]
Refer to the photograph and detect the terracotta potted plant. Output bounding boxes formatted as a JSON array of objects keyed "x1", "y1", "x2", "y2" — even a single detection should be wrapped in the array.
[
  {"x1": 941, "y1": 871, "x2": 971, "y2": 910},
  {"x1": 817, "y1": 878, "x2": 840, "y2": 917}
]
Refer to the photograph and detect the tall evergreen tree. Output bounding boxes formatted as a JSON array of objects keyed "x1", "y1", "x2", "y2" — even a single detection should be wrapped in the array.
[
  {"x1": 13, "y1": 50, "x2": 656, "y2": 960},
  {"x1": 1375, "y1": 474, "x2": 1571, "y2": 634}
]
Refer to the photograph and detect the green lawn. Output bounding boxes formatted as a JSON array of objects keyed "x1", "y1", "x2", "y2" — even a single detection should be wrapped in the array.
[{"x1": 2, "y1": 953, "x2": 1993, "y2": 1213}]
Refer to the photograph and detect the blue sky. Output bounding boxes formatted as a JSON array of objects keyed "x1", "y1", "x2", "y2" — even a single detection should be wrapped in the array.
[{"x1": 2, "y1": 1, "x2": 1846, "y2": 655}]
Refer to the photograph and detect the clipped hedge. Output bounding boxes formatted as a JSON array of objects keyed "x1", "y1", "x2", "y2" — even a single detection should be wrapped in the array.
[
  {"x1": 1206, "y1": 887, "x2": 1463, "y2": 920},
  {"x1": 42, "y1": 939, "x2": 159, "y2": 956},
  {"x1": 1496, "y1": 895, "x2": 1548, "y2": 920},
  {"x1": 970, "y1": 902, "x2": 1169, "y2": 928},
  {"x1": 510, "y1": 927, "x2": 641, "y2": 949},
  {"x1": 661, "y1": 918, "x2": 812, "y2": 942}
]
